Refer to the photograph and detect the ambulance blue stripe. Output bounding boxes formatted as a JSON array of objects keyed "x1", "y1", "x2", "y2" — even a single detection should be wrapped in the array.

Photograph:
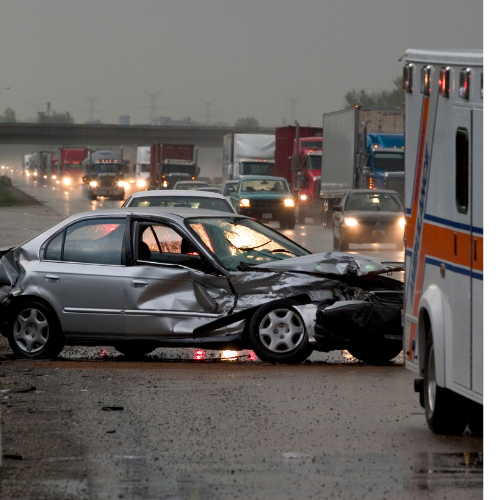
[{"x1": 425, "y1": 256, "x2": 483, "y2": 281}]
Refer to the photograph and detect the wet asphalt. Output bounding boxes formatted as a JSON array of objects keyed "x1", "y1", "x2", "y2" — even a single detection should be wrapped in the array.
[{"x1": 0, "y1": 172, "x2": 482, "y2": 499}]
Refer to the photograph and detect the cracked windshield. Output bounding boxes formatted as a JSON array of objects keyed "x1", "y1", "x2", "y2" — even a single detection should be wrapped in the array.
[{"x1": 189, "y1": 217, "x2": 309, "y2": 270}]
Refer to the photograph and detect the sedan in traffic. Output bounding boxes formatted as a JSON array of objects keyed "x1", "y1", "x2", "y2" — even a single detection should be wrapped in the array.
[
  {"x1": 122, "y1": 189, "x2": 235, "y2": 213},
  {"x1": 0, "y1": 209, "x2": 403, "y2": 364},
  {"x1": 332, "y1": 189, "x2": 405, "y2": 251}
]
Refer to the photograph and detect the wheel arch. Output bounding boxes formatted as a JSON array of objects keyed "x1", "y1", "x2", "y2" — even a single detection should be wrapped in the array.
[
  {"x1": 6, "y1": 294, "x2": 63, "y2": 332},
  {"x1": 417, "y1": 285, "x2": 446, "y2": 386}
]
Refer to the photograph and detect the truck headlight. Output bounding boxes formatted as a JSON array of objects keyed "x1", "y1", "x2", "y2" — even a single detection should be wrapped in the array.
[
  {"x1": 239, "y1": 199, "x2": 251, "y2": 207},
  {"x1": 90, "y1": 181, "x2": 98, "y2": 187},
  {"x1": 118, "y1": 181, "x2": 125, "y2": 187},
  {"x1": 137, "y1": 179, "x2": 146, "y2": 188},
  {"x1": 300, "y1": 194, "x2": 308, "y2": 201},
  {"x1": 399, "y1": 217, "x2": 405, "y2": 228},
  {"x1": 344, "y1": 217, "x2": 358, "y2": 227},
  {"x1": 284, "y1": 198, "x2": 295, "y2": 207},
  {"x1": 63, "y1": 177, "x2": 71, "y2": 186}
]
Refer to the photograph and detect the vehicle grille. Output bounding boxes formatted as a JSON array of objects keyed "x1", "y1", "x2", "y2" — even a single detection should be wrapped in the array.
[
  {"x1": 251, "y1": 199, "x2": 283, "y2": 209},
  {"x1": 385, "y1": 177, "x2": 404, "y2": 199},
  {"x1": 98, "y1": 174, "x2": 117, "y2": 187}
]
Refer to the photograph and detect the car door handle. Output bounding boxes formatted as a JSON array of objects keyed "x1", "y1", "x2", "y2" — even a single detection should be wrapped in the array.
[
  {"x1": 131, "y1": 280, "x2": 149, "y2": 288},
  {"x1": 44, "y1": 274, "x2": 60, "y2": 283}
]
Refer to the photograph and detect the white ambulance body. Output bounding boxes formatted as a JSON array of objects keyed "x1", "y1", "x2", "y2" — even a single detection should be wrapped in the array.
[{"x1": 402, "y1": 49, "x2": 483, "y2": 435}]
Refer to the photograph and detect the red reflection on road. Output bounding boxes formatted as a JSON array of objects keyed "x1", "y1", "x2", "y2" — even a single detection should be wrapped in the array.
[
  {"x1": 194, "y1": 349, "x2": 206, "y2": 360},
  {"x1": 248, "y1": 350, "x2": 257, "y2": 361}
]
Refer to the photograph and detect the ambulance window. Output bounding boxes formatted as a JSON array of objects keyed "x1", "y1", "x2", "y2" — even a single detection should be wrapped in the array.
[{"x1": 455, "y1": 128, "x2": 469, "y2": 214}]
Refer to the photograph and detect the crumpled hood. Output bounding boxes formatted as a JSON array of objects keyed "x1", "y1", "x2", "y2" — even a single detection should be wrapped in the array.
[{"x1": 250, "y1": 251, "x2": 403, "y2": 277}]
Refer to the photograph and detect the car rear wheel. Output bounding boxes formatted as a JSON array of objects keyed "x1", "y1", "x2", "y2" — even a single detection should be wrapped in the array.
[
  {"x1": 347, "y1": 339, "x2": 402, "y2": 365},
  {"x1": 423, "y1": 331, "x2": 470, "y2": 435},
  {"x1": 248, "y1": 300, "x2": 313, "y2": 364},
  {"x1": 7, "y1": 300, "x2": 65, "y2": 359},
  {"x1": 114, "y1": 341, "x2": 157, "y2": 358}
]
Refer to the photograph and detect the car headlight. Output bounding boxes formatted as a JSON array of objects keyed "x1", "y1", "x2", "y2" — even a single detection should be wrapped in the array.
[
  {"x1": 118, "y1": 181, "x2": 125, "y2": 187},
  {"x1": 399, "y1": 217, "x2": 405, "y2": 228},
  {"x1": 239, "y1": 198, "x2": 251, "y2": 207},
  {"x1": 284, "y1": 198, "x2": 295, "y2": 208},
  {"x1": 300, "y1": 194, "x2": 308, "y2": 201},
  {"x1": 137, "y1": 179, "x2": 146, "y2": 188},
  {"x1": 51, "y1": 175, "x2": 57, "y2": 180},
  {"x1": 33, "y1": 171, "x2": 38, "y2": 176},
  {"x1": 90, "y1": 181, "x2": 98, "y2": 187},
  {"x1": 63, "y1": 177, "x2": 71, "y2": 186},
  {"x1": 344, "y1": 217, "x2": 358, "y2": 227}
]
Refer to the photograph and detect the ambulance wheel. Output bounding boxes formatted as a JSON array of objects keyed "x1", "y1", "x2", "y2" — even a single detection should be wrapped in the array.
[
  {"x1": 423, "y1": 332, "x2": 470, "y2": 435},
  {"x1": 248, "y1": 300, "x2": 313, "y2": 365},
  {"x1": 468, "y1": 402, "x2": 483, "y2": 436}
]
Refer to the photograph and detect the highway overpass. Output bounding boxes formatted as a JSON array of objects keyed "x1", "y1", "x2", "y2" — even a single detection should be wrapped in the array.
[{"x1": 0, "y1": 123, "x2": 276, "y2": 147}]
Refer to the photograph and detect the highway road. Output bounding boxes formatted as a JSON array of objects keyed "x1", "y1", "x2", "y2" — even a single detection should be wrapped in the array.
[{"x1": 0, "y1": 170, "x2": 482, "y2": 500}]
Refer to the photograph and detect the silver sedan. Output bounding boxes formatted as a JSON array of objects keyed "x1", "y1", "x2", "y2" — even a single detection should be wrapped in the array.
[{"x1": 0, "y1": 208, "x2": 403, "y2": 363}]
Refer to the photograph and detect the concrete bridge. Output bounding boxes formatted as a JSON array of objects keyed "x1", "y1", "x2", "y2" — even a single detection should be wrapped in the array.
[{"x1": 0, "y1": 123, "x2": 276, "y2": 147}]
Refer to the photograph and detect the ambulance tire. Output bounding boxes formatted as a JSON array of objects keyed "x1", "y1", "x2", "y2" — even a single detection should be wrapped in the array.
[
  {"x1": 468, "y1": 402, "x2": 483, "y2": 436},
  {"x1": 423, "y1": 331, "x2": 470, "y2": 435}
]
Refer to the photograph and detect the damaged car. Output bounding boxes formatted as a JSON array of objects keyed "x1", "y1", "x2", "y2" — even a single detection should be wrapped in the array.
[{"x1": 0, "y1": 208, "x2": 403, "y2": 364}]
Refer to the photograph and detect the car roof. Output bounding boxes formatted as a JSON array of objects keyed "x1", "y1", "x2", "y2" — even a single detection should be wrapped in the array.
[
  {"x1": 60, "y1": 207, "x2": 248, "y2": 223},
  {"x1": 237, "y1": 175, "x2": 288, "y2": 182},
  {"x1": 175, "y1": 180, "x2": 208, "y2": 185},
  {"x1": 343, "y1": 189, "x2": 401, "y2": 195},
  {"x1": 127, "y1": 189, "x2": 226, "y2": 200}
]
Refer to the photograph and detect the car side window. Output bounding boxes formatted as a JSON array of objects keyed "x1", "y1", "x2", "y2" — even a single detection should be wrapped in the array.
[
  {"x1": 45, "y1": 218, "x2": 126, "y2": 265},
  {"x1": 136, "y1": 223, "x2": 205, "y2": 272}
]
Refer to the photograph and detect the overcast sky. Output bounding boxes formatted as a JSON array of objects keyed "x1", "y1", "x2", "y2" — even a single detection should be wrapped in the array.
[{"x1": 0, "y1": 0, "x2": 483, "y2": 127}]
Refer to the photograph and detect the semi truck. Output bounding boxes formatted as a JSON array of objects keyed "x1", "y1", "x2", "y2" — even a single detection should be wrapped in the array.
[
  {"x1": 274, "y1": 124, "x2": 323, "y2": 224},
  {"x1": 320, "y1": 106, "x2": 404, "y2": 226},
  {"x1": 59, "y1": 147, "x2": 88, "y2": 188},
  {"x1": 222, "y1": 133, "x2": 275, "y2": 182},
  {"x1": 402, "y1": 49, "x2": 483, "y2": 435},
  {"x1": 134, "y1": 146, "x2": 151, "y2": 189},
  {"x1": 82, "y1": 149, "x2": 127, "y2": 200},
  {"x1": 149, "y1": 144, "x2": 198, "y2": 189}
]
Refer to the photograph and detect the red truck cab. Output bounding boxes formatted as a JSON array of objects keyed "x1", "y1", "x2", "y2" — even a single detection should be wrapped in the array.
[{"x1": 274, "y1": 125, "x2": 323, "y2": 224}]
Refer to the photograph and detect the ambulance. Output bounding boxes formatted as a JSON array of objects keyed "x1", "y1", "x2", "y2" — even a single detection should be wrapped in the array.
[{"x1": 402, "y1": 49, "x2": 483, "y2": 435}]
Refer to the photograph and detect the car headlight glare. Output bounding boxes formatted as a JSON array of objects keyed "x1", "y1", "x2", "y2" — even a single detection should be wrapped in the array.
[
  {"x1": 118, "y1": 181, "x2": 125, "y2": 187},
  {"x1": 90, "y1": 181, "x2": 98, "y2": 187},
  {"x1": 284, "y1": 198, "x2": 295, "y2": 208},
  {"x1": 344, "y1": 217, "x2": 358, "y2": 227},
  {"x1": 63, "y1": 177, "x2": 71, "y2": 186},
  {"x1": 300, "y1": 194, "x2": 308, "y2": 201},
  {"x1": 239, "y1": 198, "x2": 251, "y2": 207},
  {"x1": 137, "y1": 179, "x2": 146, "y2": 188},
  {"x1": 399, "y1": 217, "x2": 405, "y2": 228}
]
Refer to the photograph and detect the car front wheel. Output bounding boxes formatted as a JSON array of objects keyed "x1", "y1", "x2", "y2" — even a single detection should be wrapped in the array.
[
  {"x1": 248, "y1": 300, "x2": 313, "y2": 364},
  {"x1": 7, "y1": 300, "x2": 65, "y2": 359}
]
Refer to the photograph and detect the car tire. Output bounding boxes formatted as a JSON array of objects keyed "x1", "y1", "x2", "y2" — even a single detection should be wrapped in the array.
[
  {"x1": 423, "y1": 331, "x2": 470, "y2": 435},
  {"x1": 287, "y1": 217, "x2": 296, "y2": 230},
  {"x1": 248, "y1": 300, "x2": 313, "y2": 365},
  {"x1": 279, "y1": 219, "x2": 287, "y2": 230},
  {"x1": 7, "y1": 300, "x2": 65, "y2": 359},
  {"x1": 347, "y1": 339, "x2": 402, "y2": 365},
  {"x1": 297, "y1": 210, "x2": 305, "y2": 224},
  {"x1": 114, "y1": 341, "x2": 157, "y2": 358}
]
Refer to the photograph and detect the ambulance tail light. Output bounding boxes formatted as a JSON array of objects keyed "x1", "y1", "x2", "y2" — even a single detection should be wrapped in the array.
[
  {"x1": 459, "y1": 68, "x2": 471, "y2": 100},
  {"x1": 439, "y1": 67, "x2": 451, "y2": 98},
  {"x1": 403, "y1": 63, "x2": 414, "y2": 93},
  {"x1": 421, "y1": 65, "x2": 432, "y2": 96}
]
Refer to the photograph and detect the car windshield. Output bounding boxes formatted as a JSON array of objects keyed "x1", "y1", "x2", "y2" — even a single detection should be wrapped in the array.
[
  {"x1": 239, "y1": 162, "x2": 275, "y2": 176},
  {"x1": 187, "y1": 217, "x2": 310, "y2": 271},
  {"x1": 345, "y1": 193, "x2": 402, "y2": 211},
  {"x1": 240, "y1": 179, "x2": 289, "y2": 194},
  {"x1": 128, "y1": 196, "x2": 233, "y2": 212},
  {"x1": 175, "y1": 183, "x2": 207, "y2": 190}
]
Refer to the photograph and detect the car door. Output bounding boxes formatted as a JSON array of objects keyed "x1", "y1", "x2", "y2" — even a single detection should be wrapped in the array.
[
  {"x1": 124, "y1": 218, "x2": 235, "y2": 338},
  {"x1": 37, "y1": 216, "x2": 128, "y2": 337}
]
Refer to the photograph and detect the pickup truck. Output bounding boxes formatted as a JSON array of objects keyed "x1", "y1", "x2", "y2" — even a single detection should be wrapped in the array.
[{"x1": 230, "y1": 175, "x2": 296, "y2": 229}]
